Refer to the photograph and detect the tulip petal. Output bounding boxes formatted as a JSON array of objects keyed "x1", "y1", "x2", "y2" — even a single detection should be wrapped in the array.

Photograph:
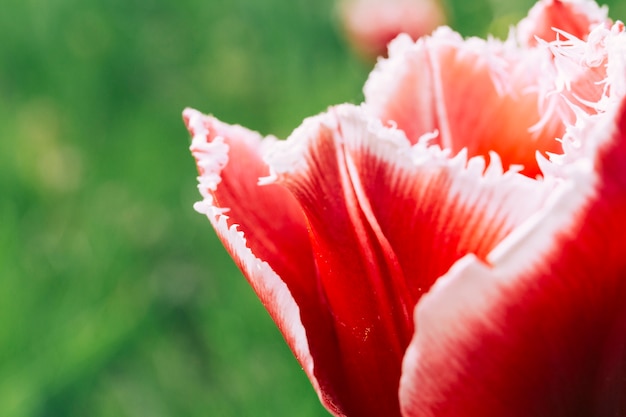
[
  {"x1": 546, "y1": 22, "x2": 625, "y2": 118},
  {"x1": 262, "y1": 107, "x2": 408, "y2": 417},
  {"x1": 364, "y1": 29, "x2": 565, "y2": 178},
  {"x1": 516, "y1": 0, "x2": 608, "y2": 47},
  {"x1": 185, "y1": 109, "x2": 315, "y2": 300},
  {"x1": 184, "y1": 109, "x2": 348, "y2": 414},
  {"x1": 262, "y1": 104, "x2": 558, "y2": 416},
  {"x1": 399, "y1": 94, "x2": 626, "y2": 416}
]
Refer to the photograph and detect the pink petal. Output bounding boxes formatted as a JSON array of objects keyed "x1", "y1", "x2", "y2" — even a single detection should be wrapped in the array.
[
  {"x1": 516, "y1": 1, "x2": 616, "y2": 124},
  {"x1": 399, "y1": 93, "x2": 626, "y2": 416},
  {"x1": 516, "y1": 0, "x2": 609, "y2": 47},
  {"x1": 547, "y1": 22, "x2": 625, "y2": 115},
  {"x1": 364, "y1": 29, "x2": 565, "y2": 178},
  {"x1": 262, "y1": 104, "x2": 558, "y2": 416}
]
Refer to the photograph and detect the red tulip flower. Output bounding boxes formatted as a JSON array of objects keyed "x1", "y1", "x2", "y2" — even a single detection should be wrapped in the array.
[{"x1": 184, "y1": 1, "x2": 626, "y2": 416}]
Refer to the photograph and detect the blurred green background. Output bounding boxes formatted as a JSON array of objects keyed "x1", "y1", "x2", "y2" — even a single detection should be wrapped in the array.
[{"x1": 1, "y1": 0, "x2": 624, "y2": 416}]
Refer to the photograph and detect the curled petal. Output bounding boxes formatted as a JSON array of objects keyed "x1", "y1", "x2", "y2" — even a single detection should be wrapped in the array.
[
  {"x1": 185, "y1": 108, "x2": 315, "y2": 294},
  {"x1": 184, "y1": 109, "x2": 348, "y2": 415}
]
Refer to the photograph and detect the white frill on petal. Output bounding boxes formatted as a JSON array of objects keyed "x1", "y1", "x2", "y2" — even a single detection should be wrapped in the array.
[
  {"x1": 184, "y1": 108, "x2": 321, "y2": 399},
  {"x1": 399, "y1": 24, "x2": 626, "y2": 414}
]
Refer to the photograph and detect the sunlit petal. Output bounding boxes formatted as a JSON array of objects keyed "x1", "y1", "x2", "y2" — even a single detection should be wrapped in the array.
[{"x1": 364, "y1": 29, "x2": 564, "y2": 177}]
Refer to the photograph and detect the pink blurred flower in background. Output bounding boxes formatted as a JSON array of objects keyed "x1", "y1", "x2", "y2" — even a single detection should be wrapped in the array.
[
  {"x1": 338, "y1": 0, "x2": 446, "y2": 59},
  {"x1": 184, "y1": 0, "x2": 626, "y2": 416}
]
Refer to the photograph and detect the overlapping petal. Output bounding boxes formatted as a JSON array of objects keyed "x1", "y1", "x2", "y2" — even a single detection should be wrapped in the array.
[
  {"x1": 187, "y1": 103, "x2": 566, "y2": 416},
  {"x1": 398, "y1": 17, "x2": 626, "y2": 417},
  {"x1": 185, "y1": 0, "x2": 626, "y2": 416},
  {"x1": 399, "y1": 90, "x2": 626, "y2": 417},
  {"x1": 364, "y1": 28, "x2": 565, "y2": 178}
]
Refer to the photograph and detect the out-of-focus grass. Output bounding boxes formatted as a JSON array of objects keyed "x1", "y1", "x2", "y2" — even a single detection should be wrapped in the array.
[
  {"x1": 0, "y1": 0, "x2": 621, "y2": 416},
  {"x1": 0, "y1": 1, "x2": 365, "y2": 415}
]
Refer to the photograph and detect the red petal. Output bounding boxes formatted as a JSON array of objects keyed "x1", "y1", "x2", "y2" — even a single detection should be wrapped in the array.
[
  {"x1": 364, "y1": 29, "x2": 565, "y2": 178},
  {"x1": 399, "y1": 96, "x2": 626, "y2": 417},
  {"x1": 185, "y1": 109, "x2": 315, "y2": 298},
  {"x1": 264, "y1": 105, "x2": 558, "y2": 417},
  {"x1": 517, "y1": 0, "x2": 609, "y2": 47},
  {"x1": 184, "y1": 109, "x2": 346, "y2": 413}
]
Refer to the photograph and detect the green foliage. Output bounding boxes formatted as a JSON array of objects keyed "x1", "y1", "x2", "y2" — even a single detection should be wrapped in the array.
[{"x1": 0, "y1": 0, "x2": 620, "y2": 415}]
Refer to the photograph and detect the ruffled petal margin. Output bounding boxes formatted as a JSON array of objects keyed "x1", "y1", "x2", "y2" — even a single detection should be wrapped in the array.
[
  {"x1": 364, "y1": 29, "x2": 565, "y2": 178},
  {"x1": 516, "y1": 0, "x2": 609, "y2": 47},
  {"x1": 186, "y1": 3, "x2": 626, "y2": 417},
  {"x1": 399, "y1": 92, "x2": 626, "y2": 417},
  {"x1": 184, "y1": 109, "x2": 352, "y2": 414},
  {"x1": 261, "y1": 104, "x2": 560, "y2": 416}
]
